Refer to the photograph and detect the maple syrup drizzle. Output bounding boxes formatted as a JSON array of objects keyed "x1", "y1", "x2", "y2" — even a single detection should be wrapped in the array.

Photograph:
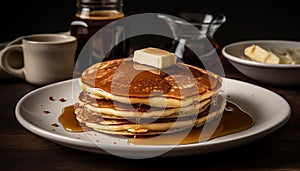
[
  {"x1": 128, "y1": 101, "x2": 254, "y2": 145},
  {"x1": 58, "y1": 101, "x2": 254, "y2": 145}
]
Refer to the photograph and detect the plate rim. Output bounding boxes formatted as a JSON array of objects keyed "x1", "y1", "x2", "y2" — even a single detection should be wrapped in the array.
[{"x1": 15, "y1": 78, "x2": 291, "y2": 156}]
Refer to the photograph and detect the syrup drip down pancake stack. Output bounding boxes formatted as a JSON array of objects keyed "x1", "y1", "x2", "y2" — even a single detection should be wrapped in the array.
[{"x1": 75, "y1": 48, "x2": 225, "y2": 136}]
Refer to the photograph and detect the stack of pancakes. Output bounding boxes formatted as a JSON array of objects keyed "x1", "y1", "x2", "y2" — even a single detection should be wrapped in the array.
[{"x1": 75, "y1": 58, "x2": 225, "y2": 136}]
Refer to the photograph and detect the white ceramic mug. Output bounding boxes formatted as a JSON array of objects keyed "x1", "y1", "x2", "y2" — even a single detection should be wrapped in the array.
[{"x1": 0, "y1": 34, "x2": 77, "y2": 85}]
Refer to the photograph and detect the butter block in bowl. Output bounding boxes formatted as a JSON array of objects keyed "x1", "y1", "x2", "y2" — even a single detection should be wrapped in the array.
[{"x1": 222, "y1": 40, "x2": 300, "y2": 86}]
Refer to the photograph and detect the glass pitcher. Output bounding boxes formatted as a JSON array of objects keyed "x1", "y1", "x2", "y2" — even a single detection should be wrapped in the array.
[{"x1": 158, "y1": 12, "x2": 226, "y2": 70}]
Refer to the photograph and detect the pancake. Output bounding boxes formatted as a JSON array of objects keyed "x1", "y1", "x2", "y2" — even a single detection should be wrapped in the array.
[
  {"x1": 77, "y1": 91, "x2": 211, "y2": 119},
  {"x1": 75, "y1": 95, "x2": 226, "y2": 136},
  {"x1": 76, "y1": 56, "x2": 225, "y2": 136},
  {"x1": 79, "y1": 58, "x2": 222, "y2": 108}
]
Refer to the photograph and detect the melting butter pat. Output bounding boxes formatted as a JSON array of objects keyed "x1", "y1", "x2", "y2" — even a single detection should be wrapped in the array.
[
  {"x1": 244, "y1": 44, "x2": 280, "y2": 64},
  {"x1": 133, "y1": 47, "x2": 177, "y2": 69}
]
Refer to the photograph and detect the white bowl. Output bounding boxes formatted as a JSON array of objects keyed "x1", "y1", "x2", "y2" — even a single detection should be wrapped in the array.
[{"x1": 222, "y1": 40, "x2": 300, "y2": 86}]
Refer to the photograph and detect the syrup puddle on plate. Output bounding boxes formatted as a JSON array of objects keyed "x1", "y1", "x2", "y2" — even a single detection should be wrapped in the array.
[
  {"x1": 58, "y1": 105, "x2": 84, "y2": 132},
  {"x1": 58, "y1": 101, "x2": 254, "y2": 145}
]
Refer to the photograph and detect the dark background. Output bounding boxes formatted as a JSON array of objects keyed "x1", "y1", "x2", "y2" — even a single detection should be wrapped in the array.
[{"x1": 1, "y1": 0, "x2": 300, "y2": 47}]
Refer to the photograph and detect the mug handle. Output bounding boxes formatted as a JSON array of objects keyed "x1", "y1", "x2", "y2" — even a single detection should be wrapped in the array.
[
  {"x1": 6, "y1": 36, "x2": 25, "y2": 46},
  {"x1": 0, "y1": 45, "x2": 25, "y2": 78}
]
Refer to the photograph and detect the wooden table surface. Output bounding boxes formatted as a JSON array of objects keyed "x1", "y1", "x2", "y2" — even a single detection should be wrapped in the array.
[{"x1": 1, "y1": 59, "x2": 300, "y2": 170}]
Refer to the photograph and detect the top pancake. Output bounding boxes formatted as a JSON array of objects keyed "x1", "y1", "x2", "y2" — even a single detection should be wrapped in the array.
[{"x1": 80, "y1": 58, "x2": 222, "y2": 108}]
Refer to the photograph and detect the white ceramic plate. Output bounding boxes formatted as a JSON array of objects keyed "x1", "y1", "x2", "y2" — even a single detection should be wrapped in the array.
[
  {"x1": 15, "y1": 78, "x2": 291, "y2": 159},
  {"x1": 222, "y1": 40, "x2": 300, "y2": 86}
]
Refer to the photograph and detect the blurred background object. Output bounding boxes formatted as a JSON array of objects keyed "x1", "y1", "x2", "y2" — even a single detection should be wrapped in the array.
[{"x1": 1, "y1": 0, "x2": 300, "y2": 48}]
